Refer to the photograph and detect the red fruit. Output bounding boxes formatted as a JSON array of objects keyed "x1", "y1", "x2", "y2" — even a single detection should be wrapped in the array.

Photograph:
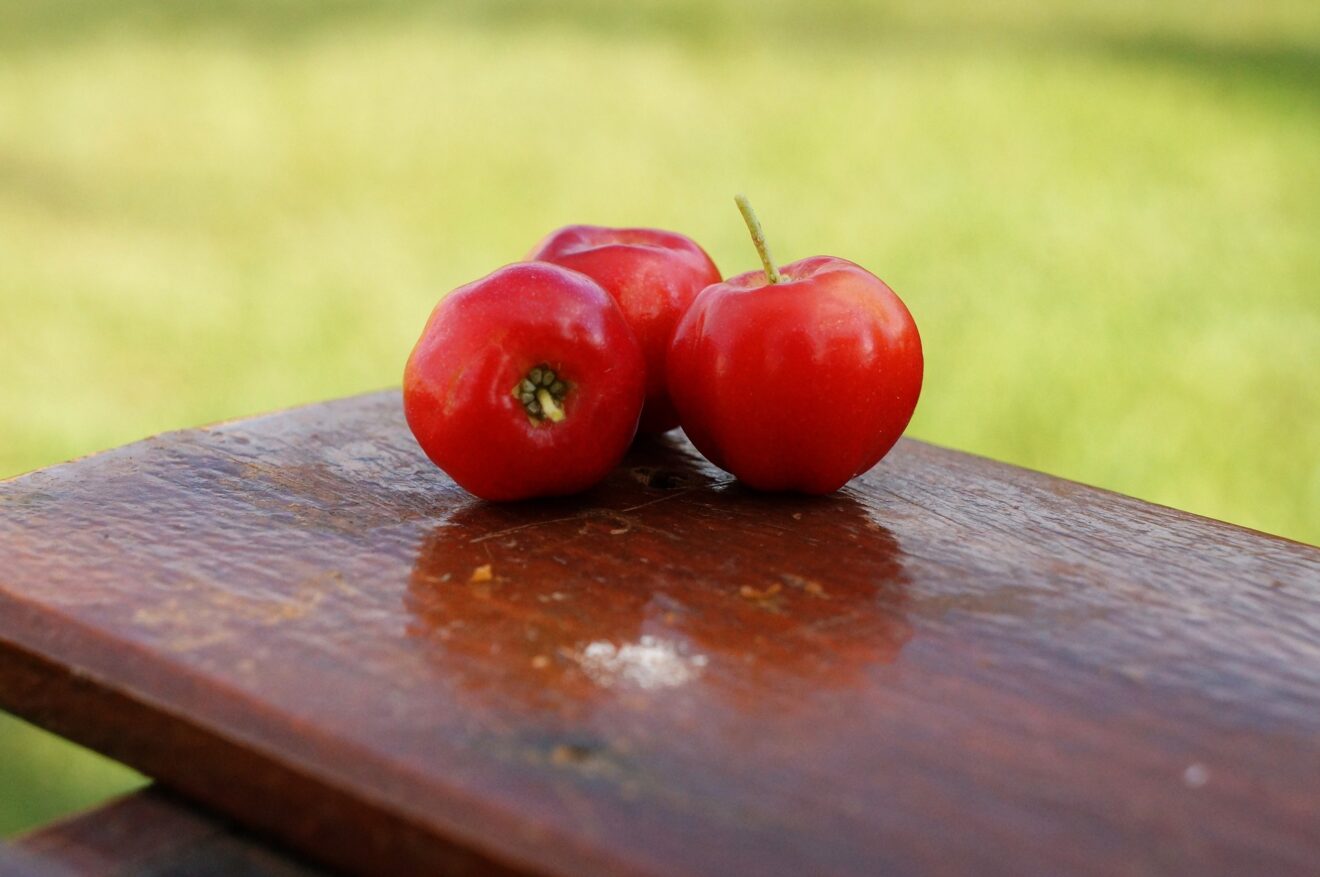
[
  {"x1": 403, "y1": 262, "x2": 646, "y2": 501},
  {"x1": 528, "y1": 225, "x2": 722, "y2": 434},
  {"x1": 667, "y1": 199, "x2": 923, "y2": 494}
]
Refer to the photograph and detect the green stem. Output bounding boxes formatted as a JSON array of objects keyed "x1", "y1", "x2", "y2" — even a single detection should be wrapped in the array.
[{"x1": 735, "y1": 194, "x2": 782, "y2": 284}]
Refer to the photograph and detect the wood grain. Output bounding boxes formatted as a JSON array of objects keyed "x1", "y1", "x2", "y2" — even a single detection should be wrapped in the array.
[
  {"x1": 1, "y1": 390, "x2": 1317, "y2": 877},
  {"x1": 16, "y1": 788, "x2": 319, "y2": 877}
]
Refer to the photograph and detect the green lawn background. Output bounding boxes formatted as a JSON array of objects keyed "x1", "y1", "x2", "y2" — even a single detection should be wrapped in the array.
[{"x1": 2, "y1": 0, "x2": 1318, "y2": 836}]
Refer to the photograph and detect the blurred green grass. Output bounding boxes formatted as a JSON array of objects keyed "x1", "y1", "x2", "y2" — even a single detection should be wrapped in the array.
[{"x1": 1, "y1": 0, "x2": 1318, "y2": 837}]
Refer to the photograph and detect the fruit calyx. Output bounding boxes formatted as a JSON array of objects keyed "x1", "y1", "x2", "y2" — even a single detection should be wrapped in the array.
[
  {"x1": 515, "y1": 364, "x2": 569, "y2": 423},
  {"x1": 735, "y1": 194, "x2": 783, "y2": 285}
]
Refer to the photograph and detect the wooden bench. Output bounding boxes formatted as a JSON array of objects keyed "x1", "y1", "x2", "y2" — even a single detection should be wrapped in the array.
[{"x1": 2, "y1": 390, "x2": 1317, "y2": 876}]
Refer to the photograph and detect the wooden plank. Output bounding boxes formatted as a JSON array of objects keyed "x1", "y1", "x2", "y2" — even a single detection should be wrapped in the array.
[
  {"x1": 0, "y1": 389, "x2": 1317, "y2": 877},
  {"x1": 16, "y1": 788, "x2": 320, "y2": 877},
  {"x1": 0, "y1": 846, "x2": 55, "y2": 877}
]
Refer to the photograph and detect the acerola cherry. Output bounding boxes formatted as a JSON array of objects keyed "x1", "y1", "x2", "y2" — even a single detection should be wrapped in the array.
[
  {"x1": 403, "y1": 262, "x2": 646, "y2": 501},
  {"x1": 667, "y1": 197, "x2": 923, "y2": 494},
  {"x1": 527, "y1": 225, "x2": 722, "y2": 434}
]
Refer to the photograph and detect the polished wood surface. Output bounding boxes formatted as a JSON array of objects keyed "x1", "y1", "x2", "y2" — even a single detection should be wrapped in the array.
[
  {"x1": 1, "y1": 390, "x2": 1317, "y2": 876},
  {"x1": 16, "y1": 789, "x2": 318, "y2": 877}
]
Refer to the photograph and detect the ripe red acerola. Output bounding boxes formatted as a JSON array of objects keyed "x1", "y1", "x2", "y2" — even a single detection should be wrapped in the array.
[
  {"x1": 404, "y1": 262, "x2": 647, "y2": 501},
  {"x1": 528, "y1": 225, "x2": 722, "y2": 433},
  {"x1": 667, "y1": 198, "x2": 923, "y2": 493}
]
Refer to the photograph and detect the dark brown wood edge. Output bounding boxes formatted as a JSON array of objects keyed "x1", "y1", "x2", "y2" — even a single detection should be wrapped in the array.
[
  {"x1": 903, "y1": 438, "x2": 1320, "y2": 550},
  {"x1": 16, "y1": 787, "x2": 326, "y2": 877},
  {"x1": 0, "y1": 598, "x2": 548, "y2": 877},
  {"x1": 0, "y1": 391, "x2": 400, "y2": 487}
]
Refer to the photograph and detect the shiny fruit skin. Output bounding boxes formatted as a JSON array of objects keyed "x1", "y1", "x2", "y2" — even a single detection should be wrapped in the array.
[
  {"x1": 528, "y1": 225, "x2": 722, "y2": 434},
  {"x1": 667, "y1": 256, "x2": 923, "y2": 494},
  {"x1": 404, "y1": 262, "x2": 646, "y2": 501}
]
